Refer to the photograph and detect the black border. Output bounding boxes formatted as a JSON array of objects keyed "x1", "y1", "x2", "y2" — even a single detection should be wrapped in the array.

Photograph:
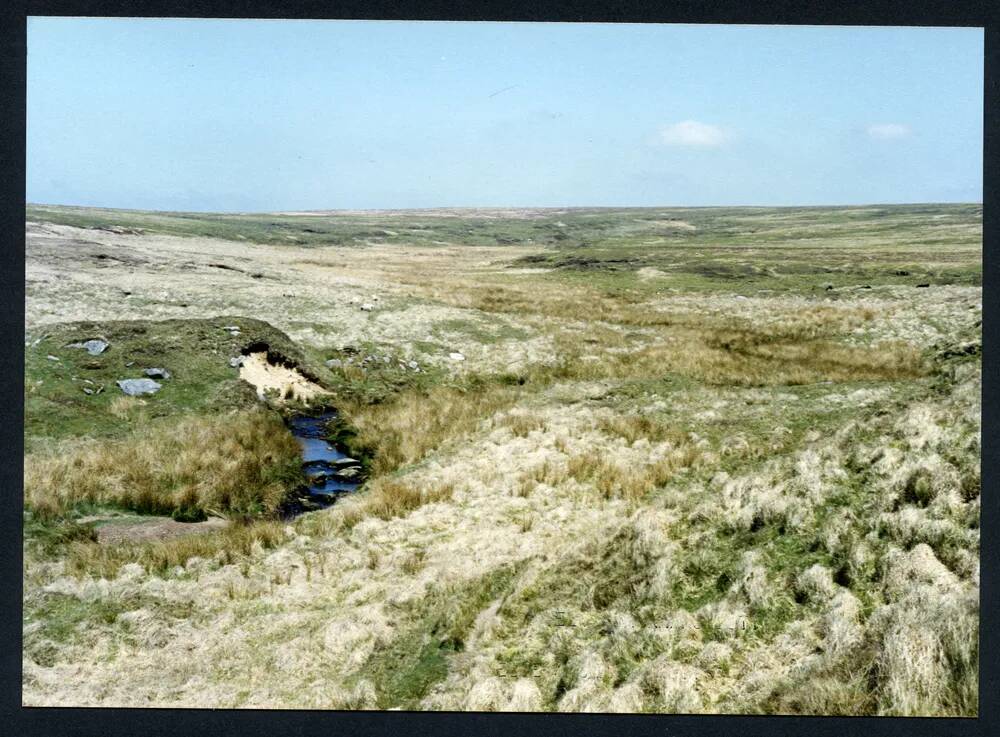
[{"x1": 2, "y1": 2, "x2": 996, "y2": 736}]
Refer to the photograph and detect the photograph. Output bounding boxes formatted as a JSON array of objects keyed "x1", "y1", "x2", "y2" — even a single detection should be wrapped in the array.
[{"x1": 21, "y1": 17, "x2": 983, "y2": 716}]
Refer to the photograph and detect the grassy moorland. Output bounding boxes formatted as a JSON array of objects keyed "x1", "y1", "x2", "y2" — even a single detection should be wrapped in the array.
[{"x1": 23, "y1": 204, "x2": 980, "y2": 714}]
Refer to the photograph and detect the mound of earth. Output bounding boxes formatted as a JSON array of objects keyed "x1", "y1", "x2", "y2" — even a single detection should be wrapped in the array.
[{"x1": 24, "y1": 316, "x2": 335, "y2": 446}]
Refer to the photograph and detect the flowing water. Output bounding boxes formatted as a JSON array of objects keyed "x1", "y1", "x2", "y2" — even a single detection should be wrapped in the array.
[{"x1": 282, "y1": 410, "x2": 364, "y2": 516}]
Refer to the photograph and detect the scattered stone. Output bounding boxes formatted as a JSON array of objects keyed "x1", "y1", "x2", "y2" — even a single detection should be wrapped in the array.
[
  {"x1": 116, "y1": 378, "x2": 162, "y2": 396},
  {"x1": 449, "y1": 352, "x2": 466, "y2": 361},
  {"x1": 82, "y1": 340, "x2": 109, "y2": 356},
  {"x1": 735, "y1": 295, "x2": 749, "y2": 301},
  {"x1": 73, "y1": 339, "x2": 109, "y2": 355},
  {"x1": 229, "y1": 356, "x2": 244, "y2": 368},
  {"x1": 82, "y1": 387, "x2": 93, "y2": 395},
  {"x1": 125, "y1": 361, "x2": 135, "y2": 367},
  {"x1": 408, "y1": 360, "x2": 420, "y2": 371},
  {"x1": 325, "y1": 359, "x2": 343, "y2": 369},
  {"x1": 46, "y1": 355, "x2": 60, "y2": 361},
  {"x1": 144, "y1": 368, "x2": 171, "y2": 379},
  {"x1": 335, "y1": 467, "x2": 361, "y2": 480},
  {"x1": 383, "y1": 356, "x2": 391, "y2": 364},
  {"x1": 360, "y1": 303, "x2": 374, "y2": 311},
  {"x1": 332, "y1": 457, "x2": 359, "y2": 467},
  {"x1": 221, "y1": 325, "x2": 240, "y2": 331}
]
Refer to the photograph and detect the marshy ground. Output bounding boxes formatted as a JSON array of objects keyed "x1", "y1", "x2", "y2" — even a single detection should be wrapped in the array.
[{"x1": 23, "y1": 203, "x2": 981, "y2": 714}]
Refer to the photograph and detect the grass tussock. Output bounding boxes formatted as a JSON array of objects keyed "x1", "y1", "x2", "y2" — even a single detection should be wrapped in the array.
[
  {"x1": 495, "y1": 411, "x2": 547, "y2": 438},
  {"x1": 341, "y1": 384, "x2": 519, "y2": 476},
  {"x1": 516, "y1": 442, "x2": 704, "y2": 502},
  {"x1": 24, "y1": 407, "x2": 302, "y2": 520},
  {"x1": 338, "y1": 477, "x2": 457, "y2": 528}
]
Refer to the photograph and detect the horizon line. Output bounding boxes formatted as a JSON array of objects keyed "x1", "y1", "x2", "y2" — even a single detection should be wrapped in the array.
[{"x1": 25, "y1": 201, "x2": 985, "y2": 217}]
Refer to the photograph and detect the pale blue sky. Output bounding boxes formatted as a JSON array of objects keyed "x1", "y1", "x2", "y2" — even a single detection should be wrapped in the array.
[{"x1": 27, "y1": 19, "x2": 983, "y2": 211}]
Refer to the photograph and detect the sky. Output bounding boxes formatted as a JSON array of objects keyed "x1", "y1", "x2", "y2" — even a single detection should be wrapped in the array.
[{"x1": 27, "y1": 19, "x2": 984, "y2": 211}]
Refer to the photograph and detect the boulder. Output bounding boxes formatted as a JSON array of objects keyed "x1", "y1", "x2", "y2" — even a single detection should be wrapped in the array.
[
  {"x1": 116, "y1": 378, "x2": 162, "y2": 396},
  {"x1": 325, "y1": 359, "x2": 343, "y2": 369},
  {"x1": 144, "y1": 368, "x2": 171, "y2": 379}
]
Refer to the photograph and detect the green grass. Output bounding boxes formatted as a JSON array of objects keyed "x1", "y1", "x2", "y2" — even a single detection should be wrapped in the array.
[
  {"x1": 351, "y1": 564, "x2": 521, "y2": 709},
  {"x1": 24, "y1": 316, "x2": 323, "y2": 448},
  {"x1": 511, "y1": 203, "x2": 981, "y2": 296}
]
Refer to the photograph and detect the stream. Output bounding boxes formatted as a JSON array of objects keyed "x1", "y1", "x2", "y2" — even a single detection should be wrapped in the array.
[{"x1": 282, "y1": 410, "x2": 364, "y2": 516}]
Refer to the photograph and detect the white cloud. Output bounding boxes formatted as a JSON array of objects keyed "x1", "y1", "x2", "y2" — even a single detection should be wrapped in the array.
[
  {"x1": 866, "y1": 123, "x2": 911, "y2": 140},
  {"x1": 655, "y1": 120, "x2": 728, "y2": 147}
]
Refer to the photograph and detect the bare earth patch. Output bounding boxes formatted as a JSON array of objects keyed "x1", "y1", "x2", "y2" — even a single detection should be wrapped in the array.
[
  {"x1": 94, "y1": 516, "x2": 230, "y2": 545},
  {"x1": 238, "y1": 351, "x2": 330, "y2": 404}
]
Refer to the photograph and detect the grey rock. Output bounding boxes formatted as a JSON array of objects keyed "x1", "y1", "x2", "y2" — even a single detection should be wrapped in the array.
[
  {"x1": 144, "y1": 368, "x2": 171, "y2": 379},
  {"x1": 332, "y1": 457, "x2": 359, "y2": 467},
  {"x1": 335, "y1": 467, "x2": 361, "y2": 480},
  {"x1": 229, "y1": 356, "x2": 244, "y2": 368},
  {"x1": 82, "y1": 387, "x2": 94, "y2": 395},
  {"x1": 46, "y1": 355, "x2": 60, "y2": 361},
  {"x1": 325, "y1": 359, "x2": 343, "y2": 369},
  {"x1": 221, "y1": 325, "x2": 240, "y2": 331},
  {"x1": 116, "y1": 378, "x2": 162, "y2": 396},
  {"x1": 70, "y1": 339, "x2": 109, "y2": 355},
  {"x1": 449, "y1": 352, "x2": 466, "y2": 361}
]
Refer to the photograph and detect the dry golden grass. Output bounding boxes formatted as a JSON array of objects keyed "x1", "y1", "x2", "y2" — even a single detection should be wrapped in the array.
[
  {"x1": 24, "y1": 407, "x2": 302, "y2": 519},
  {"x1": 336, "y1": 477, "x2": 456, "y2": 528},
  {"x1": 597, "y1": 414, "x2": 689, "y2": 446},
  {"x1": 341, "y1": 384, "x2": 519, "y2": 476},
  {"x1": 495, "y1": 411, "x2": 547, "y2": 438}
]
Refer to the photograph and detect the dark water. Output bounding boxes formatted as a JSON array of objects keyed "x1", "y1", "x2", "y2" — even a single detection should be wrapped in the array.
[{"x1": 282, "y1": 411, "x2": 364, "y2": 516}]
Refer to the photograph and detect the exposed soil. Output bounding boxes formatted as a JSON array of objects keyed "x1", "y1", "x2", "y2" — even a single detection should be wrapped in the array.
[{"x1": 92, "y1": 516, "x2": 229, "y2": 545}]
